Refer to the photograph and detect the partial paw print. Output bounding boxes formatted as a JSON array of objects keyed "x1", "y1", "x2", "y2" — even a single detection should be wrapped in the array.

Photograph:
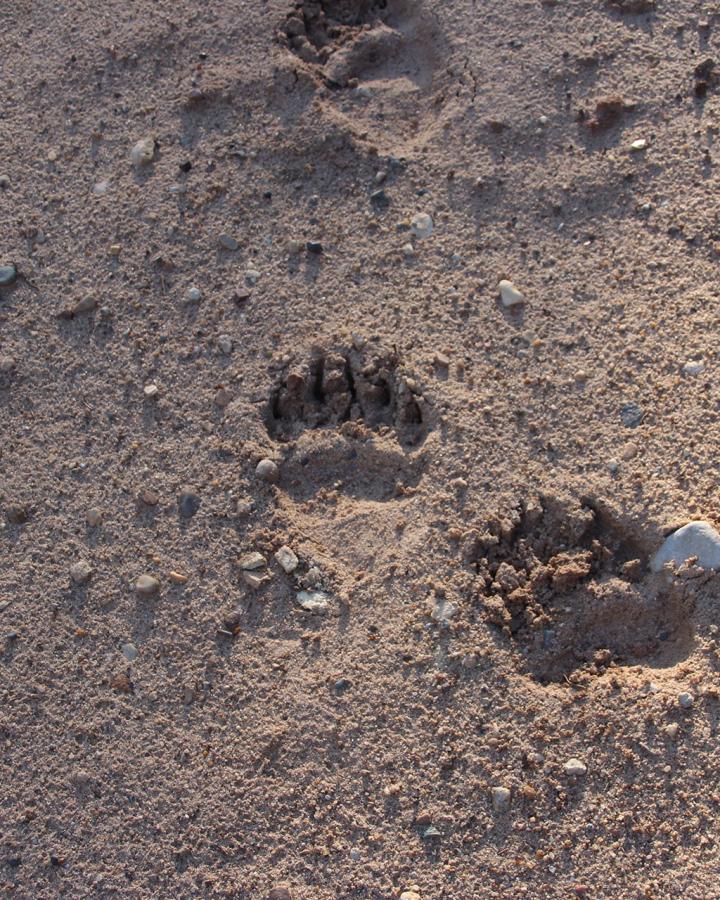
[
  {"x1": 268, "y1": 342, "x2": 427, "y2": 447},
  {"x1": 266, "y1": 342, "x2": 429, "y2": 502},
  {"x1": 473, "y1": 493, "x2": 694, "y2": 684},
  {"x1": 277, "y1": 1, "x2": 454, "y2": 153}
]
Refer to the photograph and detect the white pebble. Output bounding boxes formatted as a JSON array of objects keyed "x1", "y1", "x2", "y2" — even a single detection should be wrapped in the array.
[
  {"x1": 678, "y1": 692, "x2": 694, "y2": 709},
  {"x1": 650, "y1": 521, "x2": 720, "y2": 572},
  {"x1": 296, "y1": 590, "x2": 330, "y2": 613},
  {"x1": 563, "y1": 758, "x2": 587, "y2": 776},
  {"x1": 93, "y1": 180, "x2": 111, "y2": 195},
  {"x1": 490, "y1": 786, "x2": 511, "y2": 811},
  {"x1": 275, "y1": 545, "x2": 299, "y2": 573},
  {"x1": 630, "y1": 138, "x2": 648, "y2": 152},
  {"x1": 70, "y1": 560, "x2": 93, "y2": 585},
  {"x1": 498, "y1": 279, "x2": 525, "y2": 307},
  {"x1": 255, "y1": 458, "x2": 279, "y2": 484},
  {"x1": 402, "y1": 242, "x2": 416, "y2": 258},
  {"x1": 185, "y1": 286, "x2": 202, "y2": 304},
  {"x1": 218, "y1": 334, "x2": 233, "y2": 355},
  {"x1": 143, "y1": 383, "x2": 159, "y2": 398},
  {"x1": 245, "y1": 269, "x2": 261, "y2": 285},
  {"x1": 410, "y1": 212, "x2": 433, "y2": 239},
  {"x1": 682, "y1": 360, "x2": 705, "y2": 375},
  {"x1": 131, "y1": 137, "x2": 156, "y2": 167}
]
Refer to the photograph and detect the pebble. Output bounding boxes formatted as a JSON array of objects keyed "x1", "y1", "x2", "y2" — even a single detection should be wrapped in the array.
[
  {"x1": 651, "y1": 521, "x2": 720, "y2": 572},
  {"x1": 256, "y1": 458, "x2": 279, "y2": 483},
  {"x1": 287, "y1": 239, "x2": 303, "y2": 254},
  {"x1": 665, "y1": 723, "x2": 680, "y2": 739},
  {"x1": 400, "y1": 892, "x2": 421, "y2": 900},
  {"x1": 0, "y1": 175, "x2": 10, "y2": 189},
  {"x1": 402, "y1": 242, "x2": 416, "y2": 258},
  {"x1": 5, "y1": 503, "x2": 29, "y2": 524},
  {"x1": 0, "y1": 355, "x2": 16, "y2": 374},
  {"x1": 410, "y1": 212, "x2": 433, "y2": 238},
  {"x1": 275, "y1": 545, "x2": 299, "y2": 573},
  {"x1": 245, "y1": 269, "x2": 260, "y2": 285},
  {"x1": 218, "y1": 233, "x2": 239, "y2": 251},
  {"x1": 620, "y1": 402, "x2": 645, "y2": 428},
  {"x1": 214, "y1": 387, "x2": 232, "y2": 408},
  {"x1": 678, "y1": 691, "x2": 695, "y2": 709},
  {"x1": 178, "y1": 491, "x2": 201, "y2": 519},
  {"x1": 243, "y1": 571, "x2": 267, "y2": 589},
  {"x1": 168, "y1": 571, "x2": 189, "y2": 584},
  {"x1": 683, "y1": 360, "x2": 705, "y2": 375},
  {"x1": 185, "y1": 286, "x2": 202, "y2": 303},
  {"x1": 135, "y1": 574, "x2": 160, "y2": 596},
  {"x1": 69, "y1": 560, "x2": 93, "y2": 585},
  {"x1": 218, "y1": 334, "x2": 233, "y2": 354},
  {"x1": 371, "y1": 188, "x2": 389, "y2": 205},
  {"x1": 491, "y1": 786, "x2": 511, "y2": 811},
  {"x1": 306, "y1": 240, "x2": 323, "y2": 254},
  {"x1": 429, "y1": 596, "x2": 457, "y2": 625},
  {"x1": 433, "y1": 351, "x2": 450, "y2": 368},
  {"x1": 140, "y1": 488, "x2": 159, "y2": 506},
  {"x1": 93, "y1": 180, "x2": 111, "y2": 195},
  {"x1": 563, "y1": 758, "x2": 587, "y2": 776},
  {"x1": 296, "y1": 590, "x2": 330, "y2": 613},
  {"x1": 630, "y1": 138, "x2": 648, "y2": 151},
  {"x1": 73, "y1": 296, "x2": 97, "y2": 314},
  {"x1": 122, "y1": 643, "x2": 138, "y2": 662},
  {"x1": 86, "y1": 507, "x2": 103, "y2": 527},
  {"x1": 268, "y1": 888, "x2": 292, "y2": 900},
  {"x1": 498, "y1": 279, "x2": 524, "y2": 307},
  {"x1": 131, "y1": 137, "x2": 156, "y2": 167},
  {"x1": 143, "y1": 383, "x2": 159, "y2": 399},
  {"x1": 239, "y1": 551, "x2": 266, "y2": 570},
  {"x1": 0, "y1": 264, "x2": 17, "y2": 286}
]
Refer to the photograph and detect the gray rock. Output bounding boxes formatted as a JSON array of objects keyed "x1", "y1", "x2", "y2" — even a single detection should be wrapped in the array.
[
  {"x1": 239, "y1": 551, "x2": 266, "y2": 571},
  {"x1": 275, "y1": 545, "x2": 299, "y2": 573},
  {"x1": 0, "y1": 264, "x2": 17, "y2": 286},
  {"x1": 620, "y1": 402, "x2": 645, "y2": 428},
  {"x1": 306, "y1": 240, "x2": 323, "y2": 254},
  {"x1": 135, "y1": 574, "x2": 160, "y2": 596},
  {"x1": 650, "y1": 521, "x2": 720, "y2": 572},
  {"x1": 122, "y1": 643, "x2": 138, "y2": 662},
  {"x1": 678, "y1": 691, "x2": 695, "y2": 709},
  {"x1": 178, "y1": 491, "x2": 201, "y2": 519},
  {"x1": 131, "y1": 137, "x2": 156, "y2": 167},
  {"x1": 69, "y1": 560, "x2": 93, "y2": 585},
  {"x1": 86, "y1": 507, "x2": 103, "y2": 527},
  {"x1": 410, "y1": 212, "x2": 433, "y2": 239},
  {"x1": 255, "y1": 458, "x2": 279, "y2": 483},
  {"x1": 185, "y1": 286, "x2": 202, "y2": 303},
  {"x1": 218, "y1": 233, "x2": 239, "y2": 251}
]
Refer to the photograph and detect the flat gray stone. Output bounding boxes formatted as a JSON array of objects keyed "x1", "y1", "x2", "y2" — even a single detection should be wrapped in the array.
[{"x1": 650, "y1": 521, "x2": 720, "y2": 572}]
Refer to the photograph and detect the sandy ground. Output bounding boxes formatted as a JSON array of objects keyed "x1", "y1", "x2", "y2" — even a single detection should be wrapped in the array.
[{"x1": 2, "y1": 0, "x2": 720, "y2": 897}]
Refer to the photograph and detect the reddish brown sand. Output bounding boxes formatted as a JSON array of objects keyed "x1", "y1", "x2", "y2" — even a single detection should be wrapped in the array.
[{"x1": 2, "y1": 0, "x2": 720, "y2": 897}]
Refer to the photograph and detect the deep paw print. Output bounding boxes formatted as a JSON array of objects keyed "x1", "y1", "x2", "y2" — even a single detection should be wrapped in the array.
[
  {"x1": 474, "y1": 492, "x2": 693, "y2": 684},
  {"x1": 267, "y1": 342, "x2": 428, "y2": 448},
  {"x1": 280, "y1": 0, "x2": 444, "y2": 89}
]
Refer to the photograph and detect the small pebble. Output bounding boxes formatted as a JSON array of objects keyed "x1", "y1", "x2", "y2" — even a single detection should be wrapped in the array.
[
  {"x1": 121, "y1": 643, "x2": 138, "y2": 662},
  {"x1": 178, "y1": 491, "x2": 201, "y2": 519},
  {"x1": 683, "y1": 360, "x2": 705, "y2": 375},
  {"x1": 131, "y1": 137, "x2": 156, "y2": 167},
  {"x1": 678, "y1": 691, "x2": 694, "y2": 709},
  {"x1": 135, "y1": 574, "x2": 160, "y2": 596},
  {"x1": 214, "y1": 387, "x2": 232, "y2": 408},
  {"x1": 665, "y1": 723, "x2": 680, "y2": 739},
  {"x1": 620, "y1": 402, "x2": 644, "y2": 428},
  {"x1": 563, "y1": 758, "x2": 587, "y2": 776},
  {"x1": 239, "y1": 551, "x2": 266, "y2": 570},
  {"x1": 306, "y1": 240, "x2": 323, "y2": 254},
  {"x1": 498, "y1": 279, "x2": 524, "y2": 307},
  {"x1": 287, "y1": 239, "x2": 303, "y2": 254},
  {"x1": 185, "y1": 286, "x2": 202, "y2": 303},
  {"x1": 296, "y1": 590, "x2": 330, "y2": 613},
  {"x1": 140, "y1": 488, "x2": 159, "y2": 506},
  {"x1": 93, "y1": 180, "x2": 111, "y2": 196},
  {"x1": 651, "y1": 521, "x2": 720, "y2": 572},
  {"x1": 268, "y1": 888, "x2": 292, "y2": 900},
  {"x1": 402, "y1": 242, "x2": 416, "y2": 258},
  {"x1": 0, "y1": 355, "x2": 17, "y2": 374},
  {"x1": 168, "y1": 571, "x2": 189, "y2": 584},
  {"x1": 69, "y1": 560, "x2": 93, "y2": 585},
  {"x1": 243, "y1": 571, "x2": 267, "y2": 589},
  {"x1": 218, "y1": 233, "x2": 239, "y2": 251},
  {"x1": 218, "y1": 334, "x2": 233, "y2": 354},
  {"x1": 0, "y1": 264, "x2": 18, "y2": 286},
  {"x1": 256, "y1": 458, "x2": 279, "y2": 483},
  {"x1": 275, "y1": 545, "x2": 299, "y2": 573},
  {"x1": 86, "y1": 507, "x2": 103, "y2": 527},
  {"x1": 73, "y1": 296, "x2": 97, "y2": 314},
  {"x1": 245, "y1": 269, "x2": 260, "y2": 285},
  {"x1": 400, "y1": 892, "x2": 421, "y2": 900},
  {"x1": 5, "y1": 503, "x2": 29, "y2": 524},
  {"x1": 433, "y1": 351, "x2": 450, "y2": 368},
  {"x1": 143, "y1": 383, "x2": 159, "y2": 399},
  {"x1": 630, "y1": 138, "x2": 648, "y2": 151},
  {"x1": 491, "y1": 786, "x2": 511, "y2": 811},
  {"x1": 410, "y1": 212, "x2": 433, "y2": 239}
]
